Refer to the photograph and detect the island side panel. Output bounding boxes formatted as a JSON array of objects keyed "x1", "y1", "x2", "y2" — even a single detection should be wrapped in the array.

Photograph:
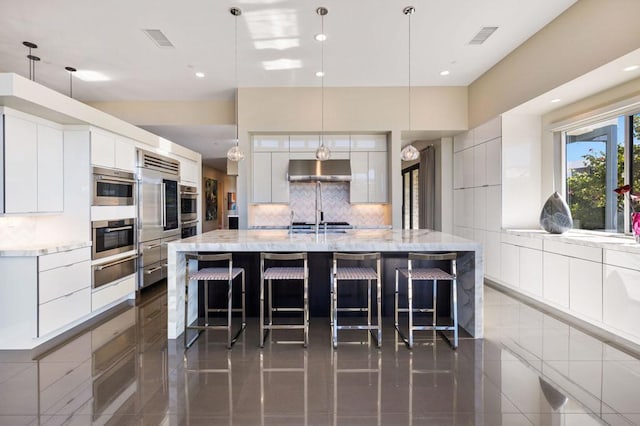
[
  {"x1": 457, "y1": 250, "x2": 483, "y2": 338},
  {"x1": 167, "y1": 245, "x2": 190, "y2": 339}
]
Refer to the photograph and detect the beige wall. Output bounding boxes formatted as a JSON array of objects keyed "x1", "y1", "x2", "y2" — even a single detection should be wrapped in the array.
[
  {"x1": 202, "y1": 165, "x2": 236, "y2": 232},
  {"x1": 236, "y1": 86, "x2": 468, "y2": 229},
  {"x1": 87, "y1": 100, "x2": 235, "y2": 126},
  {"x1": 469, "y1": 0, "x2": 640, "y2": 128}
]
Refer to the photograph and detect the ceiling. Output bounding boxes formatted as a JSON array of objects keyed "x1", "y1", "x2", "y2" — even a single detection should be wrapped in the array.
[{"x1": 0, "y1": 0, "x2": 580, "y2": 165}]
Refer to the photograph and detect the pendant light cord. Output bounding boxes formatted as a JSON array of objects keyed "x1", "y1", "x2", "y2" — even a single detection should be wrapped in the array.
[
  {"x1": 408, "y1": 9, "x2": 412, "y2": 131},
  {"x1": 321, "y1": 10, "x2": 325, "y2": 148},
  {"x1": 234, "y1": 11, "x2": 239, "y2": 146}
]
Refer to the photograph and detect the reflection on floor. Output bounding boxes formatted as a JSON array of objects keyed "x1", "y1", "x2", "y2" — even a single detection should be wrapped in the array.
[{"x1": 1, "y1": 284, "x2": 639, "y2": 425}]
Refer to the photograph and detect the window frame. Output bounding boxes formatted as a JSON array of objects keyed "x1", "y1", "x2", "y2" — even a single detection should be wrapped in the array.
[{"x1": 402, "y1": 163, "x2": 419, "y2": 230}]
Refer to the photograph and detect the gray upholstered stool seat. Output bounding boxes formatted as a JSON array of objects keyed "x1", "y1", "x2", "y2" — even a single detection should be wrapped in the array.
[
  {"x1": 260, "y1": 252, "x2": 309, "y2": 348},
  {"x1": 184, "y1": 253, "x2": 246, "y2": 349},
  {"x1": 395, "y1": 252, "x2": 458, "y2": 349},
  {"x1": 331, "y1": 252, "x2": 382, "y2": 349}
]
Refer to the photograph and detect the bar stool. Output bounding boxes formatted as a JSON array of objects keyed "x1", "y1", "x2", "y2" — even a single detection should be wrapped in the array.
[
  {"x1": 394, "y1": 252, "x2": 458, "y2": 349},
  {"x1": 184, "y1": 253, "x2": 246, "y2": 349},
  {"x1": 331, "y1": 252, "x2": 382, "y2": 349},
  {"x1": 260, "y1": 252, "x2": 309, "y2": 347}
]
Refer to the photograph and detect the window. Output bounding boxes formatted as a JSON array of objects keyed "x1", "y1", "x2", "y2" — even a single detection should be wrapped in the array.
[
  {"x1": 402, "y1": 165, "x2": 419, "y2": 229},
  {"x1": 564, "y1": 112, "x2": 640, "y2": 233}
]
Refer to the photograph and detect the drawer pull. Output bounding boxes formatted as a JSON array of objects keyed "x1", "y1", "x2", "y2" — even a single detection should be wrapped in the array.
[
  {"x1": 145, "y1": 266, "x2": 162, "y2": 274},
  {"x1": 95, "y1": 255, "x2": 137, "y2": 271},
  {"x1": 145, "y1": 243, "x2": 162, "y2": 250}
]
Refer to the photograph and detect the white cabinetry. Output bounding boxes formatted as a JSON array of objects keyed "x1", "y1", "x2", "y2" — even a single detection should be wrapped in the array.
[
  {"x1": 2, "y1": 112, "x2": 64, "y2": 214},
  {"x1": 350, "y1": 136, "x2": 388, "y2": 203},
  {"x1": 543, "y1": 252, "x2": 570, "y2": 308},
  {"x1": 569, "y1": 257, "x2": 602, "y2": 321},
  {"x1": 252, "y1": 151, "x2": 289, "y2": 203},
  {"x1": 179, "y1": 157, "x2": 199, "y2": 185},
  {"x1": 91, "y1": 130, "x2": 136, "y2": 172},
  {"x1": 38, "y1": 247, "x2": 91, "y2": 336}
]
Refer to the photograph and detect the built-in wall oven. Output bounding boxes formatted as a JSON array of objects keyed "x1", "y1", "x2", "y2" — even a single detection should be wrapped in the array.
[
  {"x1": 180, "y1": 185, "x2": 198, "y2": 221},
  {"x1": 181, "y1": 220, "x2": 198, "y2": 238},
  {"x1": 92, "y1": 219, "x2": 135, "y2": 260},
  {"x1": 93, "y1": 167, "x2": 135, "y2": 206}
]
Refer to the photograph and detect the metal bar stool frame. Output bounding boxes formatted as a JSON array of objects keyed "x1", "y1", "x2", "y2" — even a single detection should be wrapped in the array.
[
  {"x1": 184, "y1": 253, "x2": 246, "y2": 349},
  {"x1": 331, "y1": 252, "x2": 382, "y2": 349},
  {"x1": 260, "y1": 252, "x2": 309, "y2": 348},
  {"x1": 394, "y1": 252, "x2": 458, "y2": 349}
]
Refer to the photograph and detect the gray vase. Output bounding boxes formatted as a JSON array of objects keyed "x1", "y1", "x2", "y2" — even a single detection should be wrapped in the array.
[{"x1": 539, "y1": 192, "x2": 573, "y2": 234}]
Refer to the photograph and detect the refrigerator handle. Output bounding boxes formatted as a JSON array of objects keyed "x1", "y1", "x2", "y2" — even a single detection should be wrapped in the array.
[{"x1": 161, "y1": 182, "x2": 166, "y2": 228}]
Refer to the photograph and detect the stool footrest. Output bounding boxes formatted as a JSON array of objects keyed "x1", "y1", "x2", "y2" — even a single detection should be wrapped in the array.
[
  {"x1": 206, "y1": 308, "x2": 244, "y2": 313},
  {"x1": 263, "y1": 324, "x2": 306, "y2": 330},
  {"x1": 397, "y1": 308, "x2": 435, "y2": 313},
  {"x1": 336, "y1": 307, "x2": 369, "y2": 312},
  {"x1": 412, "y1": 325, "x2": 456, "y2": 331},
  {"x1": 271, "y1": 307, "x2": 305, "y2": 312},
  {"x1": 187, "y1": 324, "x2": 230, "y2": 331},
  {"x1": 335, "y1": 325, "x2": 380, "y2": 330}
]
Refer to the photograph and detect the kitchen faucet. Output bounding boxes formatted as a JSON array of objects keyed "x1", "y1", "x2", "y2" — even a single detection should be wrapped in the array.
[{"x1": 315, "y1": 181, "x2": 325, "y2": 234}]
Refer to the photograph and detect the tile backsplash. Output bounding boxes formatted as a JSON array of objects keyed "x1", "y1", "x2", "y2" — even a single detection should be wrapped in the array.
[{"x1": 250, "y1": 182, "x2": 390, "y2": 227}]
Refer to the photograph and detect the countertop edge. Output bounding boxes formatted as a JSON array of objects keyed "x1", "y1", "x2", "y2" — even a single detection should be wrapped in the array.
[
  {"x1": 504, "y1": 229, "x2": 640, "y2": 253},
  {"x1": 0, "y1": 241, "x2": 92, "y2": 257}
]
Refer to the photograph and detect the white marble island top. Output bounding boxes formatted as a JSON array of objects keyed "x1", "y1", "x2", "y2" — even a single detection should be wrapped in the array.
[
  {"x1": 170, "y1": 229, "x2": 482, "y2": 252},
  {"x1": 167, "y1": 229, "x2": 484, "y2": 340}
]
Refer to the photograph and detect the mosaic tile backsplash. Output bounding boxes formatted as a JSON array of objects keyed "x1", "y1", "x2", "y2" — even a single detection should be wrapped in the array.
[{"x1": 250, "y1": 182, "x2": 390, "y2": 227}]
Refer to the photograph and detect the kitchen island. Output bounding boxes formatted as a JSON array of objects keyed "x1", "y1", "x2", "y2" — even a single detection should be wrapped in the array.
[{"x1": 166, "y1": 229, "x2": 484, "y2": 340}]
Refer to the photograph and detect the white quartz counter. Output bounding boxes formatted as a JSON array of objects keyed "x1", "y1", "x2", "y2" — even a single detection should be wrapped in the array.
[
  {"x1": 167, "y1": 229, "x2": 484, "y2": 341},
  {"x1": 505, "y1": 229, "x2": 640, "y2": 254},
  {"x1": 0, "y1": 241, "x2": 92, "y2": 257}
]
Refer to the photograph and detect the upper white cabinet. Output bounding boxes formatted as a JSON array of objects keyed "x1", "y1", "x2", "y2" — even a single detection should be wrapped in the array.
[
  {"x1": 289, "y1": 135, "x2": 319, "y2": 151},
  {"x1": 2, "y1": 112, "x2": 63, "y2": 214},
  {"x1": 350, "y1": 134, "x2": 387, "y2": 152},
  {"x1": 253, "y1": 135, "x2": 289, "y2": 152},
  {"x1": 180, "y1": 157, "x2": 199, "y2": 185},
  {"x1": 350, "y1": 136, "x2": 388, "y2": 203},
  {"x1": 90, "y1": 130, "x2": 136, "y2": 172},
  {"x1": 252, "y1": 151, "x2": 289, "y2": 204}
]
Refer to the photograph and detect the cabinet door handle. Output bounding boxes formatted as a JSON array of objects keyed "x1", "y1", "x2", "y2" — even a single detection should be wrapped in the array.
[
  {"x1": 145, "y1": 243, "x2": 162, "y2": 250},
  {"x1": 145, "y1": 266, "x2": 162, "y2": 274},
  {"x1": 95, "y1": 255, "x2": 137, "y2": 271}
]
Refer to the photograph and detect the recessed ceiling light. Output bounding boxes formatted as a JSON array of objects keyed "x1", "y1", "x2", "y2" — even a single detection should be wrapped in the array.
[
  {"x1": 623, "y1": 65, "x2": 639, "y2": 72},
  {"x1": 195, "y1": 72, "x2": 205, "y2": 78},
  {"x1": 315, "y1": 33, "x2": 327, "y2": 42},
  {"x1": 315, "y1": 71, "x2": 324, "y2": 77},
  {"x1": 550, "y1": 98, "x2": 561, "y2": 103},
  {"x1": 75, "y1": 70, "x2": 110, "y2": 82},
  {"x1": 440, "y1": 70, "x2": 450, "y2": 76}
]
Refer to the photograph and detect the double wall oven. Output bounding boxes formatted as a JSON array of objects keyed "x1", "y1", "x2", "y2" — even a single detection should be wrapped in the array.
[
  {"x1": 137, "y1": 149, "x2": 181, "y2": 290},
  {"x1": 180, "y1": 184, "x2": 199, "y2": 238},
  {"x1": 91, "y1": 218, "x2": 137, "y2": 290}
]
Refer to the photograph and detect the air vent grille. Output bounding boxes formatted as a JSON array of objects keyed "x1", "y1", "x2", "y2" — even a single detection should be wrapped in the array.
[
  {"x1": 142, "y1": 29, "x2": 175, "y2": 48},
  {"x1": 140, "y1": 151, "x2": 180, "y2": 175},
  {"x1": 469, "y1": 26, "x2": 498, "y2": 45}
]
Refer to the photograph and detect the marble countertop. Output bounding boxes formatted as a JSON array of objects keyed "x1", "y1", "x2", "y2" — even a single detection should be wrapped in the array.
[
  {"x1": 505, "y1": 229, "x2": 640, "y2": 253},
  {"x1": 0, "y1": 241, "x2": 92, "y2": 257},
  {"x1": 169, "y1": 229, "x2": 481, "y2": 252}
]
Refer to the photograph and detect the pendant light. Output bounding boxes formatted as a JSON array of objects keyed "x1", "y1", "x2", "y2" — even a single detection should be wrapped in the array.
[
  {"x1": 315, "y1": 6, "x2": 331, "y2": 161},
  {"x1": 23, "y1": 41, "x2": 40, "y2": 82},
  {"x1": 227, "y1": 7, "x2": 245, "y2": 162},
  {"x1": 65, "y1": 66, "x2": 77, "y2": 98},
  {"x1": 400, "y1": 6, "x2": 420, "y2": 162}
]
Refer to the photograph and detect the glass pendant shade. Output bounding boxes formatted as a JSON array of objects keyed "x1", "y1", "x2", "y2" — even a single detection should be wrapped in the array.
[
  {"x1": 400, "y1": 144, "x2": 419, "y2": 161},
  {"x1": 315, "y1": 144, "x2": 331, "y2": 161},
  {"x1": 227, "y1": 143, "x2": 244, "y2": 162}
]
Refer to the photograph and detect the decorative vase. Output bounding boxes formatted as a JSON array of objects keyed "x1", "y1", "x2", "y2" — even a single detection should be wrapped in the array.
[
  {"x1": 539, "y1": 192, "x2": 573, "y2": 234},
  {"x1": 632, "y1": 212, "x2": 640, "y2": 243}
]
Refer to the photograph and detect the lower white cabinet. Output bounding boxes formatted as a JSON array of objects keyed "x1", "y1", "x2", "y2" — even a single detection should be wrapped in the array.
[
  {"x1": 603, "y1": 264, "x2": 640, "y2": 339},
  {"x1": 519, "y1": 247, "x2": 543, "y2": 297},
  {"x1": 569, "y1": 257, "x2": 602, "y2": 321},
  {"x1": 92, "y1": 275, "x2": 136, "y2": 312},
  {"x1": 543, "y1": 252, "x2": 570, "y2": 308},
  {"x1": 38, "y1": 247, "x2": 92, "y2": 337},
  {"x1": 500, "y1": 243, "x2": 519, "y2": 287},
  {"x1": 484, "y1": 231, "x2": 501, "y2": 281}
]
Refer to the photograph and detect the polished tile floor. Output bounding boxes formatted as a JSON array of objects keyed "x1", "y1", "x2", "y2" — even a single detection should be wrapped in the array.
[{"x1": 1, "y1": 284, "x2": 640, "y2": 425}]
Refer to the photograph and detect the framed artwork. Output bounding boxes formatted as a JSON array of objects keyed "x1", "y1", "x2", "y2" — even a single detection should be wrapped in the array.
[{"x1": 205, "y1": 178, "x2": 218, "y2": 221}]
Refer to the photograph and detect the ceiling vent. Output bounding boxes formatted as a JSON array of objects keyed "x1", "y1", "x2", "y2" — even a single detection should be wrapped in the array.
[
  {"x1": 142, "y1": 29, "x2": 175, "y2": 48},
  {"x1": 469, "y1": 26, "x2": 498, "y2": 45}
]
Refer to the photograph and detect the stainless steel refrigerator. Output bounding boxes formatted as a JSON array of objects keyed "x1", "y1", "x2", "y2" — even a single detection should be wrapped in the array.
[{"x1": 136, "y1": 149, "x2": 180, "y2": 290}]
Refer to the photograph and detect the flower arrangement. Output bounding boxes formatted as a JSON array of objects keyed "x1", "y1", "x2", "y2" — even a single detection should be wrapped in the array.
[
  {"x1": 613, "y1": 184, "x2": 640, "y2": 212},
  {"x1": 614, "y1": 184, "x2": 640, "y2": 240}
]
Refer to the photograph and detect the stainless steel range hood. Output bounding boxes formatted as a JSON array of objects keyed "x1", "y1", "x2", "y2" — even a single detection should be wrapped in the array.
[{"x1": 288, "y1": 159, "x2": 352, "y2": 182}]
